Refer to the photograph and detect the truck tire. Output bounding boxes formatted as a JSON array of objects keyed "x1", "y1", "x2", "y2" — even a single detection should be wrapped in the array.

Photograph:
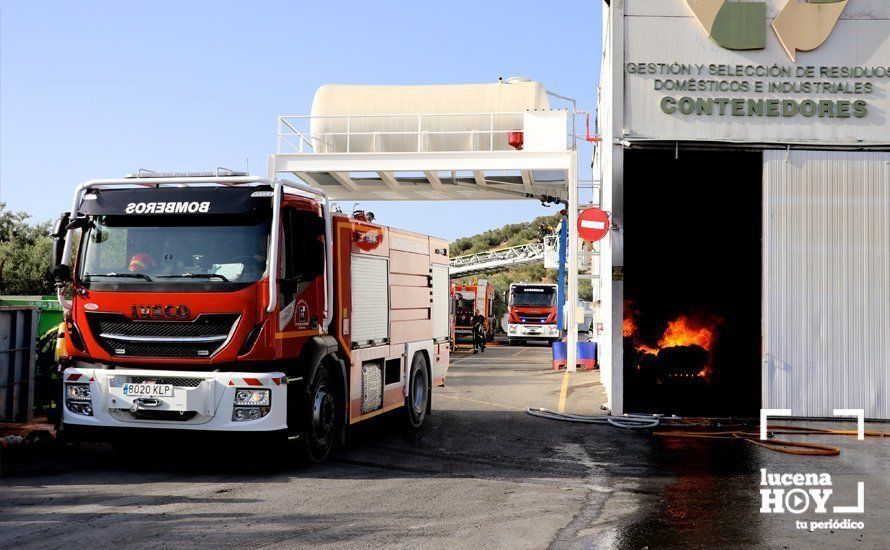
[
  {"x1": 405, "y1": 353, "x2": 429, "y2": 428},
  {"x1": 301, "y1": 366, "x2": 340, "y2": 463}
]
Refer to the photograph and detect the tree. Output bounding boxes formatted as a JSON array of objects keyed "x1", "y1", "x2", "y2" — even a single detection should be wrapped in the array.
[
  {"x1": 451, "y1": 214, "x2": 563, "y2": 257},
  {"x1": 0, "y1": 203, "x2": 54, "y2": 295}
]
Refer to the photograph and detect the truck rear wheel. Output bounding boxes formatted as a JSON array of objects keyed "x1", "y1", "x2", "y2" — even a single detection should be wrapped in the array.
[
  {"x1": 301, "y1": 367, "x2": 340, "y2": 463},
  {"x1": 405, "y1": 353, "x2": 429, "y2": 428}
]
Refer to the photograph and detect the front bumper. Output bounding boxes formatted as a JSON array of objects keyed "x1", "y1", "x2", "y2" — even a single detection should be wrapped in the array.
[
  {"x1": 62, "y1": 365, "x2": 287, "y2": 432},
  {"x1": 507, "y1": 323, "x2": 559, "y2": 340}
]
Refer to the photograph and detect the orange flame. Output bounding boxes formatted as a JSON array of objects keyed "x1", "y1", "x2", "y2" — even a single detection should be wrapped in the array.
[
  {"x1": 623, "y1": 307, "x2": 723, "y2": 380},
  {"x1": 636, "y1": 343, "x2": 660, "y2": 356},
  {"x1": 622, "y1": 317, "x2": 636, "y2": 338},
  {"x1": 658, "y1": 316, "x2": 717, "y2": 352}
]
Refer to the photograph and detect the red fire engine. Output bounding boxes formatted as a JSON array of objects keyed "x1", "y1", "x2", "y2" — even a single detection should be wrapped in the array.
[
  {"x1": 51, "y1": 172, "x2": 451, "y2": 461},
  {"x1": 505, "y1": 282, "x2": 559, "y2": 345},
  {"x1": 451, "y1": 280, "x2": 496, "y2": 342}
]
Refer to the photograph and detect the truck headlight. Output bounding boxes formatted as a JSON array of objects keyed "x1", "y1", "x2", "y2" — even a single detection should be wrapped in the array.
[
  {"x1": 66, "y1": 384, "x2": 91, "y2": 401},
  {"x1": 65, "y1": 383, "x2": 93, "y2": 416},
  {"x1": 234, "y1": 389, "x2": 270, "y2": 406},
  {"x1": 233, "y1": 407, "x2": 269, "y2": 421},
  {"x1": 232, "y1": 388, "x2": 271, "y2": 421}
]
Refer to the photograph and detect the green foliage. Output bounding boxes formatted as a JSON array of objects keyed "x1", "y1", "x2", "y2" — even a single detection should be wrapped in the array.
[
  {"x1": 0, "y1": 203, "x2": 54, "y2": 295},
  {"x1": 451, "y1": 213, "x2": 563, "y2": 257},
  {"x1": 35, "y1": 326, "x2": 61, "y2": 415}
]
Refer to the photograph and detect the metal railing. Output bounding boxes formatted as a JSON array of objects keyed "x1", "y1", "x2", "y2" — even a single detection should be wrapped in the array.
[{"x1": 277, "y1": 112, "x2": 538, "y2": 154}]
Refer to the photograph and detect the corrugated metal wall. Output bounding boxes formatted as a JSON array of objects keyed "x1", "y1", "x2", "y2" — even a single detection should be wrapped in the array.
[
  {"x1": 763, "y1": 150, "x2": 890, "y2": 419},
  {"x1": 0, "y1": 307, "x2": 39, "y2": 422}
]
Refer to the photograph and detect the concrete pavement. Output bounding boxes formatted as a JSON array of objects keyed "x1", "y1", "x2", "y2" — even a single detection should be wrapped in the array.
[{"x1": 1, "y1": 343, "x2": 888, "y2": 549}]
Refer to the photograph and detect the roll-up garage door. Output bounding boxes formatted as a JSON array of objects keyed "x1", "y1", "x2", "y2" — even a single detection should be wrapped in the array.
[
  {"x1": 763, "y1": 150, "x2": 890, "y2": 419},
  {"x1": 431, "y1": 264, "x2": 450, "y2": 341},
  {"x1": 351, "y1": 254, "x2": 389, "y2": 345}
]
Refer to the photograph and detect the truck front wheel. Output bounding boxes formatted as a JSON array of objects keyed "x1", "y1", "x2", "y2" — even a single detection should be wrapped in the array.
[
  {"x1": 301, "y1": 367, "x2": 340, "y2": 462},
  {"x1": 405, "y1": 353, "x2": 429, "y2": 428}
]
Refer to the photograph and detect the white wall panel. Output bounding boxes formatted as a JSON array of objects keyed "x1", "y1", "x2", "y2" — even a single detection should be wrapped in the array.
[{"x1": 763, "y1": 150, "x2": 890, "y2": 418}]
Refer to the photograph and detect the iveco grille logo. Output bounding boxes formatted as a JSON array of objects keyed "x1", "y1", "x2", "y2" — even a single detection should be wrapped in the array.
[
  {"x1": 124, "y1": 201, "x2": 210, "y2": 214},
  {"x1": 131, "y1": 305, "x2": 191, "y2": 319}
]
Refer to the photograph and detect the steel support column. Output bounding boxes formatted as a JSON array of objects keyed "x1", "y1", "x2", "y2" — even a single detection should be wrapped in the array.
[
  {"x1": 566, "y1": 148, "x2": 579, "y2": 372},
  {"x1": 557, "y1": 218, "x2": 567, "y2": 331}
]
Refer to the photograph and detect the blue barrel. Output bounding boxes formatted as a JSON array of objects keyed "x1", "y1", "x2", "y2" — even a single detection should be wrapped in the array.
[{"x1": 552, "y1": 341, "x2": 597, "y2": 370}]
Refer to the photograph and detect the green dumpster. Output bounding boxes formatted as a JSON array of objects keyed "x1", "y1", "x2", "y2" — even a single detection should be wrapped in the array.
[
  {"x1": 0, "y1": 296, "x2": 63, "y2": 335},
  {"x1": 0, "y1": 297, "x2": 63, "y2": 419}
]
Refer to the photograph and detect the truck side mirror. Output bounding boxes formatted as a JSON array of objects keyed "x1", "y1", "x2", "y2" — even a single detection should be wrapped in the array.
[
  {"x1": 503, "y1": 289, "x2": 509, "y2": 304},
  {"x1": 310, "y1": 215, "x2": 325, "y2": 237},
  {"x1": 50, "y1": 212, "x2": 70, "y2": 280},
  {"x1": 305, "y1": 239, "x2": 325, "y2": 279},
  {"x1": 283, "y1": 237, "x2": 325, "y2": 284},
  {"x1": 52, "y1": 264, "x2": 71, "y2": 283}
]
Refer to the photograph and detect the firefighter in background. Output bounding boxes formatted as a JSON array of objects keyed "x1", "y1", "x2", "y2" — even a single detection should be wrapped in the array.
[
  {"x1": 472, "y1": 309, "x2": 487, "y2": 354},
  {"x1": 538, "y1": 222, "x2": 553, "y2": 243}
]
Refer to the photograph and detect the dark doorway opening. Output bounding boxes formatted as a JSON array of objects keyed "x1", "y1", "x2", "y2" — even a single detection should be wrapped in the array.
[{"x1": 623, "y1": 149, "x2": 762, "y2": 417}]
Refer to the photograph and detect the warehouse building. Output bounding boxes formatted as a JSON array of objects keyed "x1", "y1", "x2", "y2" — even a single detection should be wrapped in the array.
[{"x1": 595, "y1": 0, "x2": 890, "y2": 419}]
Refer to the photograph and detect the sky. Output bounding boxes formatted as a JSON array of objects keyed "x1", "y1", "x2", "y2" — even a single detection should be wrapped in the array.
[{"x1": 0, "y1": 0, "x2": 601, "y2": 241}]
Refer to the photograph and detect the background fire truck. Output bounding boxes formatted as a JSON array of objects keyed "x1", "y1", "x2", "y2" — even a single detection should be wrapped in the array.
[
  {"x1": 505, "y1": 282, "x2": 559, "y2": 345},
  {"x1": 52, "y1": 172, "x2": 451, "y2": 462},
  {"x1": 451, "y1": 280, "x2": 496, "y2": 342}
]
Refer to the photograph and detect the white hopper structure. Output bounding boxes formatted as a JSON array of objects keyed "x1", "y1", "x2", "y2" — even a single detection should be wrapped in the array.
[
  {"x1": 309, "y1": 81, "x2": 550, "y2": 154},
  {"x1": 268, "y1": 79, "x2": 584, "y2": 371}
]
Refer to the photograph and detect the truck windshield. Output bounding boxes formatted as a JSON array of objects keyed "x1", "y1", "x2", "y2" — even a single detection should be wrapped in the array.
[
  {"x1": 79, "y1": 214, "x2": 271, "y2": 286},
  {"x1": 512, "y1": 288, "x2": 557, "y2": 307}
]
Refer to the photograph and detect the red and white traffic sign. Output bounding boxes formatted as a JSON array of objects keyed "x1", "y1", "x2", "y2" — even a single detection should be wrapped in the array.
[{"x1": 577, "y1": 208, "x2": 610, "y2": 242}]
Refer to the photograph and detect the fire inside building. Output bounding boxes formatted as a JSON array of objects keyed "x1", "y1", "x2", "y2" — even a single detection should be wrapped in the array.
[
  {"x1": 595, "y1": 0, "x2": 890, "y2": 419},
  {"x1": 622, "y1": 150, "x2": 762, "y2": 416}
]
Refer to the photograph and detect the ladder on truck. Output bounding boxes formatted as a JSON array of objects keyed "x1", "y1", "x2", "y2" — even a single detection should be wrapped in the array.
[{"x1": 450, "y1": 242, "x2": 545, "y2": 278}]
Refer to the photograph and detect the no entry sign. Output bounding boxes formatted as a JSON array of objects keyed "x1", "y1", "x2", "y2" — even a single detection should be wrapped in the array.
[{"x1": 577, "y1": 208, "x2": 610, "y2": 242}]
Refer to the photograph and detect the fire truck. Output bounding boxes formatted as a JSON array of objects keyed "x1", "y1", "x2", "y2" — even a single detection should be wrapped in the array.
[
  {"x1": 50, "y1": 172, "x2": 451, "y2": 462},
  {"x1": 451, "y1": 280, "x2": 496, "y2": 342},
  {"x1": 505, "y1": 282, "x2": 559, "y2": 345}
]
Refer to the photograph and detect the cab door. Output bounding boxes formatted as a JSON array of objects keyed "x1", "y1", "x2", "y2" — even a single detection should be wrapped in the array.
[{"x1": 275, "y1": 207, "x2": 325, "y2": 355}]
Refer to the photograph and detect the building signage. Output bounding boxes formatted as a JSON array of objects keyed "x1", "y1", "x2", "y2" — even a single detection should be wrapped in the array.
[
  {"x1": 627, "y1": 61, "x2": 880, "y2": 119},
  {"x1": 620, "y1": 0, "x2": 890, "y2": 144},
  {"x1": 685, "y1": 0, "x2": 847, "y2": 61}
]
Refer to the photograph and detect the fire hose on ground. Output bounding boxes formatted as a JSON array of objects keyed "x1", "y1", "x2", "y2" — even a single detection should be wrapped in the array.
[
  {"x1": 526, "y1": 408, "x2": 662, "y2": 429},
  {"x1": 525, "y1": 408, "x2": 890, "y2": 456}
]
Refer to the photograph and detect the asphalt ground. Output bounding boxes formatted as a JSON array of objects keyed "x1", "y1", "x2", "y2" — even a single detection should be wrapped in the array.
[{"x1": 1, "y1": 342, "x2": 888, "y2": 549}]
